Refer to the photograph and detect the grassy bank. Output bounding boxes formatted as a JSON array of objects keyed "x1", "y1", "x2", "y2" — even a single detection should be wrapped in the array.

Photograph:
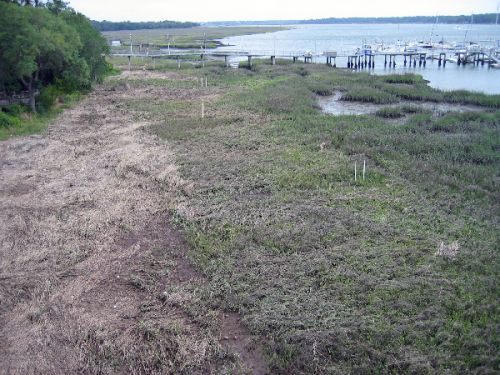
[
  {"x1": 0, "y1": 94, "x2": 82, "y2": 140},
  {"x1": 104, "y1": 26, "x2": 287, "y2": 50},
  {"x1": 112, "y1": 59, "x2": 500, "y2": 373}
]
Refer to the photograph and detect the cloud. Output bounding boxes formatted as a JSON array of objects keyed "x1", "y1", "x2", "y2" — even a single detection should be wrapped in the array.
[{"x1": 67, "y1": 0, "x2": 498, "y2": 22}]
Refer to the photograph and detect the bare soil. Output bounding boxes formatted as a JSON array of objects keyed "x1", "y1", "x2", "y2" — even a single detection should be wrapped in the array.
[{"x1": 0, "y1": 71, "x2": 267, "y2": 374}]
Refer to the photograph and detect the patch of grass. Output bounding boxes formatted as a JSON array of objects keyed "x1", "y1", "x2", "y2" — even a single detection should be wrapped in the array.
[
  {"x1": 375, "y1": 106, "x2": 406, "y2": 118},
  {"x1": 342, "y1": 86, "x2": 399, "y2": 104},
  {"x1": 375, "y1": 105, "x2": 429, "y2": 118},
  {"x1": 382, "y1": 73, "x2": 424, "y2": 85}
]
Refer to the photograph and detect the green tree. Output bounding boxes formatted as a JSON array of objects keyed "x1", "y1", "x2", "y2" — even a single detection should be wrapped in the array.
[
  {"x1": 46, "y1": 0, "x2": 67, "y2": 14},
  {"x1": 61, "y1": 9, "x2": 109, "y2": 84},
  {"x1": 0, "y1": 2, "x2": 109, "y2": 111},
  {"x1": 0, "y1": 3, "x2": 81, "y2": 110}
]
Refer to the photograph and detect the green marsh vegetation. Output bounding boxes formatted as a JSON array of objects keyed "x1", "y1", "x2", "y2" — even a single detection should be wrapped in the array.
[
  {"x1": 104, "y1": 26, "x2": 288, "y2": 50},
  {"x1": 116, "y1": 58, "x2": 500, "y2": 373}
]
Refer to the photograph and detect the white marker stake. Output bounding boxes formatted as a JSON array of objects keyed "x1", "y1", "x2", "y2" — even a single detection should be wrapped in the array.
[
  {"x1": 205, "y1": 77, "x2": 208, "y2": 87},
  {"x1": 354, "y1": 161, "x2": 357, "y2": 182},
  {"x1": 363, "y1": 160, "x2": 366, "y2": 181},
  {"x1": 201, "y1": 101, "x2": 205, "y2": 119}
]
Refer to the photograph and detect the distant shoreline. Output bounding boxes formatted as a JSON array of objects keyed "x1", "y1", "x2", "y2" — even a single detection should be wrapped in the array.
[{"x1": 204, "y1": 13, "x2": 499, "y2": 26}]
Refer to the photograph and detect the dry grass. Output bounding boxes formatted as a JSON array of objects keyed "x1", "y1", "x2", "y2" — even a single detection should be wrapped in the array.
[{"x1": 0, "y1": 71, "x2": 260, "y2": 374}]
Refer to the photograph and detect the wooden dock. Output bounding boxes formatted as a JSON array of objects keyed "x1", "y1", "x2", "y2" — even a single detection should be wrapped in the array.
[{"x1": 112, "y1": 46, "x2": 500, "y2": 70}]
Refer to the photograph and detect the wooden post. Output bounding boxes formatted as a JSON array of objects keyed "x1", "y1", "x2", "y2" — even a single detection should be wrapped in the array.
[
  {"x1": 128, "y1": 55, "x2": 131, "y2": 71},
  {"x1": 201, "y1": 101, "x2": 205, "y2": 119},
  {"x1": 224, "y1": 55, "x2": 229, "y2": 67},
  {"x1": 271, "y1": 56, "x2": 276, "y2": 65},
  {"x1": 177, "y1": 56, "x2": 181, "y2": 69},
  {"x1": 248, "y1": 55, "x2": 252, "y2": 68},
  {"x1": 152, "y1": 57, "x2": 156, "y2": 70},
  {"x1": 354, "y1": 161, "x2": 357, "y2": 182},
  {"x1": 201, "y1": 54, "x2": 205, "y2": 68}
]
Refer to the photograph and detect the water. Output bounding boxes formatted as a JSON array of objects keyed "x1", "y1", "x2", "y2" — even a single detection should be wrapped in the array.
[
  {"x1": 215, "y1": 24, "x2": 500, "y2": 94},
  {"x1": 318, "y1": 92, "x2": 489, "y2": 116}
]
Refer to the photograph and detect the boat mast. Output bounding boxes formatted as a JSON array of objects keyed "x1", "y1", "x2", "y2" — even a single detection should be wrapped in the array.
[
  {"x1": 464, "y1": 14, "x2": 473, "y2": 43},
  {"x1": 430, "y1": 15, "x2": 438, "y2": 45}
]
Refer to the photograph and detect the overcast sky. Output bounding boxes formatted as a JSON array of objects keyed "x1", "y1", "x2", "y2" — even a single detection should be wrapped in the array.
[{"x1": 67, "y1": 0, "x2": 499, "y2": 22}]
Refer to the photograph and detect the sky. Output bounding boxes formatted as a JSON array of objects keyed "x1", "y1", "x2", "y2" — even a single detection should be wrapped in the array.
[{"x1": 67, "y1": 0, "x2": 499, "y2": 22}]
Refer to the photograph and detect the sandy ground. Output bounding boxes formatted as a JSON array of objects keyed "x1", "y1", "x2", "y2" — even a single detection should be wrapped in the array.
[{"x1": 0, "y1": 71, "x2": 267, "y2": 374}]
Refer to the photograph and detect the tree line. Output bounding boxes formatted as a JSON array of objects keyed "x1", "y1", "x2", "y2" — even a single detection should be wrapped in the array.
[
  {"x1": 301, "y1": 14, "x2": 498, "y2": 25},
  {"x1": 0, "y1": 0, "x2": 110, "y2": 112},
  {"x1": 92, "y1": 20, "x2": 199, "y2": 32},
  {"x1": 206, "y1": 13, "x2": 499, "y2": 26}
]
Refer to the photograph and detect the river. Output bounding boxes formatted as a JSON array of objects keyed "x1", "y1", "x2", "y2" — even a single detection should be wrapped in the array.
[{"x1": 215, "y1": 23, "x2": 500, "y2": 94}]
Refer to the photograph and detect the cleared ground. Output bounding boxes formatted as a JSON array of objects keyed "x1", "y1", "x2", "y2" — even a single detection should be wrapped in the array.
[{"x1": 0, "y1": 70, "x2": 266, "y2": 374}]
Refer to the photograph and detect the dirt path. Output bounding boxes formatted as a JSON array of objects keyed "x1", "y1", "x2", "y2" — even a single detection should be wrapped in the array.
[{"x1": 0, "y1": 71, "x2": 268, "y2": 374}]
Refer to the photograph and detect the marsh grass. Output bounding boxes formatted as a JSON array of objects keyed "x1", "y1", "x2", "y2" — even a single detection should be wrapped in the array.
[
  {"x1": 104, "y1": 26, "x2": 287, "y2": 50},
  {"x1": 127, "y1": 62, "x2": 498, "y2": 373}
]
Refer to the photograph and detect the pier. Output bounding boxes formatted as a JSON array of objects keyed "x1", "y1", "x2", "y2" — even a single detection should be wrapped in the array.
[{"x1": 113, "y1": 45, "x2": 500, "y2": 70}]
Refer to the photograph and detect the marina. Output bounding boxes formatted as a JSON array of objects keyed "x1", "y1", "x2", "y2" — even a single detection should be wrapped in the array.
[{"x1": 111, "y1": 23, "x2": 500, "y2": 93}]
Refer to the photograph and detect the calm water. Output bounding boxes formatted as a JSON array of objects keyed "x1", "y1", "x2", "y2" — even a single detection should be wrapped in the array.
[{"x1": 215, "y1": 24, "x2": 500, "y2": 94}]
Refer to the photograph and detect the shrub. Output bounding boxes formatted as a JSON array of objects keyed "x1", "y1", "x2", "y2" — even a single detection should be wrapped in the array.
[
  {"x1": 1, "y1": 104, "x2": 27, "y2": 116},
  {"x1": 0, "y1": 111, "x2": 21, "y2": 127},
  {"x1": 37, "y1": 85, "x2": 63, "y2": 113}
]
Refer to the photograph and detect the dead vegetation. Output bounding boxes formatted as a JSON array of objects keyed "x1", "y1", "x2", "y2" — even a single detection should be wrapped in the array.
[{"x1": 0, "y1": 71, "x2": 265, "y2": 374}]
